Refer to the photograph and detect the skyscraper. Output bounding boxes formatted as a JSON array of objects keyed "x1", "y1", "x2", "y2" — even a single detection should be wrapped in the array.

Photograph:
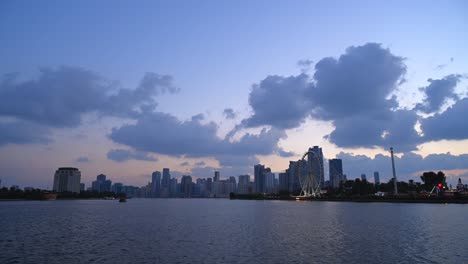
[
  {"x1": 181, "y1": 175, "x2": 192, "y2": 198},
  {"x1": 308, "y1": 146, "x2": 324, "y2": 188},
  {"x1": 237, "y1": 175, "x2": 250, "y2": 194},
  {"x1": 361, "y1": 174, "x2": 367, "y2": 181},
  {"x1": 264, "y1": 172, "x2": 276, "y2": 193},
  {"x1": 279, "y1": 172, "x2": 289, "y2": 192},
  {"x1": 374, "y1": 171, "x2": 380, "y2": 185},
  {"x1": 288, "y1": 161, "x2": 301, "y2": 194},
  {"x1": 53, "y1": 167, "x2": 81, "y2": 193},
  {"x1": 254, "y1": 164, "x2": 265, "y2": 193},
  {"x1": 329, "y1": 159, "x2": 343, "y2": 188},
  {"x1": 92, "y1": 174, "x2": 112, "y2": 192},
  {"x1": 162, "y1": 168, "x2": 171, "y2": 188},
  {"x1": 152, "y1": 171, "x2": 161, "y2": 197},
  {"x1": 214, "y1": 171, "x2": 220, "y2": 182}
]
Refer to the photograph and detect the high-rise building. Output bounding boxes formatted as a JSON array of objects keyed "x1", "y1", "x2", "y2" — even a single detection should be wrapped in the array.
[
  {"x1": 361, "y1": 174, "x2": 367, "y2": 181},
  {"x1": 308, "y1": 146, "x2": 324, "y2": 188},
  {"x1": 181, "y1": 175, "x2": 193, "y2": 198},
  {"x1": 237, "y1": 175, "x2": 250, "y2": 194},
  {"x1": 264, "y1": 172, "x2": 276, "y2": 193},
  {"x1": 112, "y1": 182, "x2": 124, "y2": 193},
  {"x1": 162, "y1": 168, "x2": 171, "y2": 188},
  {"x1": 329, "y1": 159, "x2": 343, "y2": 189},
  {"x1": 92, "y1": 174, "x2": 112, "y2": 192},
  {"x1": 80, "y1": 183, "x2": 85, "y2": 191},
  {"x1": 288, "y1": 161, "x2": 301, "y2": 194},
  {"x1": 152, "y1": 171, "x2": 161, "y2": 197},
  {"x1": 254, "y1": 164, "x2": 266, "y2": 193},
  {"x1": 53, "y1": 167, "x2": 81, "y2": 193},
  {"x1": 169, "y1": 178, "x2": 178, "y2": 197},
  {"x1": 374, "y1": 171, "x2": 380, "y2": 185},
  {"x1": 214, "y1": 171, "x2": 220, "y2": 182},
  {"x1": 279, "y1": 172, "x2": 289, "y2": 192},
  {"x1": 229, "y1": 176, "x2": 237, "y2": 193}
]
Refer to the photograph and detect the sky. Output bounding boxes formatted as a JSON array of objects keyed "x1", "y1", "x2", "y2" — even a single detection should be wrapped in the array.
[{"x1": 1, "y1": 0, "x2": 467, "y2": 189}]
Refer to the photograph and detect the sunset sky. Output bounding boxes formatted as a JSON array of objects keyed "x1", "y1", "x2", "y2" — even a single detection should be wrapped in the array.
[{"x1": 1, "y1": 0, "x2": 467, "y2": 188}]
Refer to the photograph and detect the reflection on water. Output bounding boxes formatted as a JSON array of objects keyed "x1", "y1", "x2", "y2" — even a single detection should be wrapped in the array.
[{"x1": 1, "y1": 199, "x2": 466, "y2": 264}]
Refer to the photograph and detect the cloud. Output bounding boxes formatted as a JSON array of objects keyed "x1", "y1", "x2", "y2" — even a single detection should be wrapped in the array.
[
  {"x1": 107, "y1": 149, "x2": 158, "y2": 162},
  {"x1": 195, "y1": 161, "x2": 206, "y2": 167},
  {"x1": 180, "y1": 161, "x2": 190, "y2": 167},
  {"x1": 75, "y1": 156, "x2": 90, "y2": 163},
  {"x1": 297, "y1": 59, "x2": 314, "y2": 72},
  {"x1": 243, "y1": 73, "x2": 313, "y2": 129},
  {"x1": 242, "y1": 43, "x2": 418, "y2": 151},
  {"x1": 415, "y1": 74, "x2": 461, "y2": 113},
  {"x1": 0, "y1": 67, "x2": 108, "y2": 128},
  {"x1": 223, "y1": 108, "x2": 236, "y2": 119},
  {"x1": 0, "y1": 120, "x2": 51, "y2": 146},
  {"x1": 421, "y1": 98, "x2": 468, "y2": 141},
  {"x1": 0, "y1": 67, "x2": 177, "y2": 145}
]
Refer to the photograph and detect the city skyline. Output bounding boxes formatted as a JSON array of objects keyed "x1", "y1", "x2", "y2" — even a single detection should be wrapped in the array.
[{"x1": 1, "y1": 1, "x2": 468, "y2": 188}]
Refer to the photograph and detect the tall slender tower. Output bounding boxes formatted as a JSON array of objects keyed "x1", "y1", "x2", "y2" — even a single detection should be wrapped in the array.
[{"x1": 390, "y1": 147, "x2": 398, "y2": 195}]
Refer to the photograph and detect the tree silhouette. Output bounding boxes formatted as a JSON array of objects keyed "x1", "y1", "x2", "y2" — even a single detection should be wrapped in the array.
[{"x1": 420, "y1": 171, "x2": 446, "y2": 191}]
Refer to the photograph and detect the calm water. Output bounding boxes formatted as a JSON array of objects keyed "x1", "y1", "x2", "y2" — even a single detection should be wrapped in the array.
[{"x1": 0, "y1": 199, "x2": 467, "y2": 264}]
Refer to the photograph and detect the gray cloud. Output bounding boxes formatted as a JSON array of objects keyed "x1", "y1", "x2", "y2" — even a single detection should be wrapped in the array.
[
  {"x1": 75, "y1": 156, "x2": 90, "y2": 163},
  {"x1": 0, "y1": 67, "x2": 177, "y2": 146},
  {"x1": 180, "y1": 161, "x2": 190, "y2": 167},
  {"x1": 107, "y1": 149, "x2": 158, "y2": 162},
  {"x1": 223, "y1": 108, "x2": 236, "y2": 119},
  {"x1": 311, "y1": 43, "x2": 405, "y2": 120},
  {"x1": 243, "y1": 43, "x2": 418, "y2": 151},
  {"x1": 0, "y1": 121, "x2": 51, "y2": 146},
  {"x1": 415, "y1": 74, "x2": 461, "y2": 113},
  {"x1": 421, "y1": 98, "x2": 468, "y2": 141},
  {"x1": 243, "y1": 73, "x2": 313, "y2": 129},
  {"x1": 195, "y1": 161, "x2": 206, "y2": 167},
  {"x1": 108, "y1": 111, "x2": 289, "y2": 165}
]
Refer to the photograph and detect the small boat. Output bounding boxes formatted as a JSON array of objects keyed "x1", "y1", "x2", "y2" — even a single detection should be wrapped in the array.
[{"x1": 119, "y1": 197, "x2": 127, "y2": 203}]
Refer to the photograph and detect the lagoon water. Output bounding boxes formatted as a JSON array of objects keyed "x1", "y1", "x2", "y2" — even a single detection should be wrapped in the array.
[{"x1": 1, "y1": 199, "x2": 467, "y2": 264}]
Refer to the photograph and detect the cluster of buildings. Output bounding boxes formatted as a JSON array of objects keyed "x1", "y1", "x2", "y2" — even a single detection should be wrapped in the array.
[{"x1": 48, "y1": 145, "x2": 415, "y2": 197}]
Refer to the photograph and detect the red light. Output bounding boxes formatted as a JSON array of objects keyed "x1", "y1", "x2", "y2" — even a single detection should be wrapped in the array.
[{"x1": 437, "y1": 183, "x2": 442, "y2": 188}]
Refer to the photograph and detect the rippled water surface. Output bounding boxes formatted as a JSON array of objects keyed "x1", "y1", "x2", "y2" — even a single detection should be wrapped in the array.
[{"x1": 1, "y1": 199, "x2": 467, "y2": 264}]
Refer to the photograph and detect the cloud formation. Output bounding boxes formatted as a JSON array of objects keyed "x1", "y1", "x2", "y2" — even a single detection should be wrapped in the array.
[
  {"x1": 109, "y1": 111, "x2": 289, "y2": 162},
  {"x1": 75, "y1": 156, "x2": 90, "y2": 163},
  {"x1": 223, "y1": 108, "x2": 236, "y2": 119},
  {"x1": 0, "y1": 67, "x2": 177, "y2": 145},
  {"x1": 107, "y1": 149, "x2": 158, "y2": 162},
  {"x1": 415, "y1": 74, "x2": 461, "y2": 113}
]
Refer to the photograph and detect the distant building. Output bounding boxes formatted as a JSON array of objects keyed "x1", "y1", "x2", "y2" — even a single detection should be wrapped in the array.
[
  {"x1": 181, "y1": 175, "x2": 192, "y2": 197},
  {"x1": 53, "y1": 167, "x2": 81, "y2": 193},
  {"x1": 254, "y1": 164, "x2": 266, "y2": 193},
  {"x1": 374, "y1": 171, "x2": 380, "y2": 185},
  {"x1": 80, "y1": 183, "x2": 85, "y2": 191},
  {"x1": 92, "y1": 174, "x2": 112, "y2": 192},
  {"x1": 152, "y1": 171, "x2": 161, "y2": 197},
  {"x1": 279, "y1": 172, "x2": 289, "y2": 192},
  {"x1": 214, "y1": 171, "x2": 220, "y2": 182},
  {"x1": 237, "y1": 175, "x2": 250, "y2": 194},
  {"x1": 112, "y1": 182, "x2": 123, "y2": 193},
  {"x1": 329, "y1": 159, "x2": 343, "y2": 189},
  {"x1": 161, "y1": 168, "x2": 171, "y2": 197},
  {"x1": 264, "y1": 172, "x2": 276, "y2": 193},
  {"x1": 361, "y1": 174, "x2": 367, "y2": 181},
  {"x1": 169, "y1": 178, "x2": 178, "y2": 197}
]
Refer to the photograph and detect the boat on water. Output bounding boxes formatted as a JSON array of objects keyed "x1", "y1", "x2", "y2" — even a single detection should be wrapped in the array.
[
  {"x1": 119, "y1": 197, "x2": 127, "y2": 203},
  {"x1": 40, "y1": 192, "x2": 57, "y2": 200}
]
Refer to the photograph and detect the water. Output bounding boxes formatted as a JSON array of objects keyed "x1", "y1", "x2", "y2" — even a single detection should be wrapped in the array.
[{"x1": 1, "y1": 199, "x2": 467, "y2": 264}]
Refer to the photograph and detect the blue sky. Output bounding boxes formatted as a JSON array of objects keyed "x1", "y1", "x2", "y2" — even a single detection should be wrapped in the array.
[{"x1": 0, "y1": 0, "x2": 467, "y2": 188}]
